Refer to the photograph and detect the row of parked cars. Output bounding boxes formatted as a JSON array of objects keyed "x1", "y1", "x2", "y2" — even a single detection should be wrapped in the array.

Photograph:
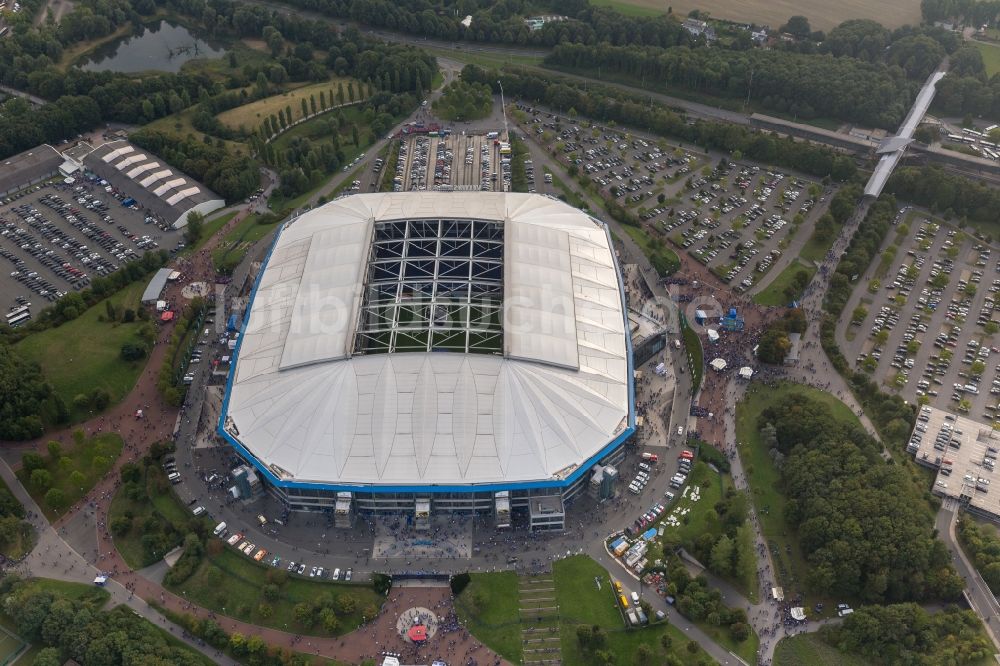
[
  {"x1": 213, "y1": 519, "x2": 352, "y2": 580},
  {"x1": 669, "y1": 450, "x2": 694, "y2": 489}
]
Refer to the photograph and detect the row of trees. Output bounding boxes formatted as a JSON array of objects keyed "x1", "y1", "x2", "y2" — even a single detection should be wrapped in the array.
[
  {"x1": 759, "y1": 393, "x2": 963, "y2": 602},
  {"x1": 0, "y1": 343, "x2": 57, "y2": 440},
  {"x1": 823, "y1": 196, "x2": 893, "y2": 315},
  {"x1": 432, "y1": 80, "x2": 493, "y2": 121},
  {"x1": 662, "y1": 556, "x2": 752, "y2": 642},
  {"x1": 672, "y1": 485, "x2": 755, "y2": 586},
  {"x1": 462, "y1": 65, "x2": 857, "y2": 182},
  {"x1": 544, "y1": 42, "x2": 917, "y2": 128}
]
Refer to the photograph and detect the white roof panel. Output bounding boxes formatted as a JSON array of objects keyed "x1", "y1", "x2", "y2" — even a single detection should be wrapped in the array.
[{"x1": 225, "y1": 193, "x2": 629, "y2": 487}]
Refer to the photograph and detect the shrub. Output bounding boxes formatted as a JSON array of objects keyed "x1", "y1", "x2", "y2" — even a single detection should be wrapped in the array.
[{"x1": 450, "y1": 572, "x2": 471, "y2": 595}]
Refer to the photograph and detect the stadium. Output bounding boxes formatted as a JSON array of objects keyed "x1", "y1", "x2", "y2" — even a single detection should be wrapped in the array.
[{"x1": 218, "y1": 192, "x2": 635, "y2": 530}]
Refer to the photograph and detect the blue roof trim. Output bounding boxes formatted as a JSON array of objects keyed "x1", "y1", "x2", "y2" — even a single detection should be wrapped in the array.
[{"x1": 217, "y1": 208, "x2": 636, "y2": 496}]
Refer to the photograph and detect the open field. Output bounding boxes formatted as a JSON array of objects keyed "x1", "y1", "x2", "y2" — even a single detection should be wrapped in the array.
[
  {"x1": 454, "y1": 572, "x2": 521, "y2": 663},
  {"x1": 595, "y1": 0, "x2": 920, "y2": 30},
  {"x1": 553, "y1": 555, "x2": 714, "y2": 666},
  {"x1": 426, "y1": 47, "x2": 543, "y2": 70},
  {"x1": 166, "y1": 547, "x2": 382, "y2": 636},
  {"x1": 753, "y1": 259, "x2": 815, "y2": 306},
  {"x1": 774, "y1": 634, "x2": 870, "y2": 666},
  {"x1": 736, "y1": 382, "x2": 860, "y2": 607},
  {"x1": 972, "y1": 40, "x2": 1000, "y2": 78},
  {"x1": 590, "y1": 0, "x2": 664, "y2": 16},
  {"x1": 15, "y1": 282, "x2": 150, "y2": 422},
  {"x1": 216, "y1": 78, "x2": 360, "y2": 131}
]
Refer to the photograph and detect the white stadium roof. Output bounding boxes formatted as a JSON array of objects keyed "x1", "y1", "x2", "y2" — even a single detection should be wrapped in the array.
[{"x1": 222, "y1": 192, "x2": 632, "y2": 489}]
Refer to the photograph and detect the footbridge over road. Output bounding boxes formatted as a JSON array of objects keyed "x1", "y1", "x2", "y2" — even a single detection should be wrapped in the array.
[{"x1": 864, "y1": 64, "x2": 948, "y2": 199}]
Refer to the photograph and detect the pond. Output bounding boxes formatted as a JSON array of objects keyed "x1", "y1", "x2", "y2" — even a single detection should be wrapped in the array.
[{"x1": 82, "y1": 21, "x2": 227, "y2": 73}]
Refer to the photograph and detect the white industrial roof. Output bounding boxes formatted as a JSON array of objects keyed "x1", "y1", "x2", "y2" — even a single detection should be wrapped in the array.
[{"x1": 224, "y1": 193, "x2": 631, "y2": 487}]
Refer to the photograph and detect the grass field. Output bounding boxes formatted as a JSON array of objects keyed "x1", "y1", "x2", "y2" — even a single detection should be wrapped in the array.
[
  {"x1": 553, "y1": 556, "x2": 714, "y2": 666},
  {"x1": 454, "y1": 572, "x2": 521, "y2": 663},
  {"x1": 191, "y1": 210, "x2": 237, "y2": 252},
  {"x1": 600, "y1": 0, "x2": 921, "y2": 30},
  {"x1": 166, "y1": 547, "x2": 382, "y2": 636},
  {"x1": 753, "y1": 259, "x2": 815, "y2": 306},
  {"x1": 17, "y1": 433, "x2": 123, "y2": 519},
  {"x1": 735, "y1": 382, "x2": 860, "y2": 608},
  {"x1": 109, "y1": 466, "x2": 198, "y2": 569},
  {"x1": 774, "y1": 633, "x2": 870, "y2": 666},
  {"x1": 973, "y1": 41, "x2": 1000, "y2": 78},
  {"x1": 622, "y1": 224, "x2": 681, "y2": 276},
  {"x1": 217, "y1": 78, "x2": 361, "y2": 132},
  {"x1": 15, "y1": 282, "x2": 150, "y2": 421},
  {"x1": 589, "y1": 0, "x2": 664, "y2": 16},
  {"x1": 425, "y1": 47, "x2": 544, "y2": 70},
  {"x1": 211, "y1": 213, "x2": 282, "y2": 273},
  {"x1": 681, "y1": 317, "x2": 704, "y2": 393}
]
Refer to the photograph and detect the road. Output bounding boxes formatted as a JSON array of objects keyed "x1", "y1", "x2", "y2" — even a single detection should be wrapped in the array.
[
  {"x1": 0, "y1": 84, "x2": 46, "y2": 107},
  {"x1": 937, "y1": 502, "x2": 1000, "y2": 650}
]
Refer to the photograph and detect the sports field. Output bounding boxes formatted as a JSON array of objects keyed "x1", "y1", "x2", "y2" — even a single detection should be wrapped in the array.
[
  {"x1": 216, "y1": 78, "x2": 362, "y2": 131},
  {"x1": 604, "y1": 0, "x2": 920, "y2": 30}
]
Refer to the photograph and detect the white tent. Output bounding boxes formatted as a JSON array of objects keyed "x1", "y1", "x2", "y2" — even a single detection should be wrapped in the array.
[
  {"x1": 790, "y1": 607, "x2": 807, "y2": 621},
  {"x1": 709, "y1": 358, "x2": 727, "y2": 372},
  {"x1": 706, "y1": 328, "x2": 720, "y2": 343},
  {"x1": 738, "y1": 366, "x2": 753, "y2": 379}
]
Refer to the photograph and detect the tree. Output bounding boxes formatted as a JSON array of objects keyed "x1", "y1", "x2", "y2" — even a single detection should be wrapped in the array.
[
  {"x1": 46, "y1": 441, "x2": 61, "y2": 462},
  {"x1": 120, "y1": 342, "x2": 146, "y2": 362},
  {"x1": 710, "y1": 535, "x2": 735, "y2": 575},
  {"x1": 21, "y1": 453, "x2": 45, "y2": 473},
  {"x1": 30, "y1": 469, "x2": 52, "y2": 491},
  {"x1": 634, "y1": 643, "x2": 654, "y2": 665},
  {"x1": 44, "y1": 488, "x2": 66, "y2": 510},
  {"x1": 184, "y1": 212, "x2": 205, "y2": 246},
  {"x1": 757, "y1": 328, "x2": 791, "y2": 364},
  {"x1": 780, "y1": 16, "x2": 812, "y2": 39},
  {"x1": 69, "y1": 470, "x2": 86, "y2": 489},
  {"x1": 32, "y1": 647, "x2": 60, "y2": 666}
]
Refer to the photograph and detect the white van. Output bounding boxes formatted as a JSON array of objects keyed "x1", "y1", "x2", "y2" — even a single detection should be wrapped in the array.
[
  {"x1": 630, "y1": 591, "x2": 640, "y2": 604},
  {"x1": 192, "y1": 506, "x2": 205, "y2": 516},
  {"x1": 332, "y1": 568, "x2": 341, "y2": 580},
  {"x1": 213, "y1": 522, "x2": 227, "y2": 537},
  {"x1": 167, "y1": 472, "x2": 181, "y2": 483}
]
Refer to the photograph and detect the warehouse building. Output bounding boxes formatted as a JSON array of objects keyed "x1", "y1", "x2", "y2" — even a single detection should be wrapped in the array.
[
  {"x1": 81, "y1": 140, "x2": 224, "y2": 228},
  {"x1": 0, "y1": 144, "x2": 63, "y2": 197}
]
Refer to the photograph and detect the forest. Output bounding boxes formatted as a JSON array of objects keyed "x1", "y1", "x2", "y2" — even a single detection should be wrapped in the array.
[
  {"x1": 758, "y1": 392, "x2": 963, "y2": 602},
  {"x1": 887, "y1": 166, "x2": 1000, "y2": 229},
  {"x1": 461, "y1": 65, "x2": 857, "y2": 181},
  {"x1": 0, "y1": 0, "x2": 436, "y2": 200},
  {"x1": 825, "y1": 603, "x2": 992, "y2": 665},
  {"x1": 272, "y1": 0, "x2": 691, "y2": 49},
  {"x1": 544, "y1": 43, "x2": 917, "y2": 128}
]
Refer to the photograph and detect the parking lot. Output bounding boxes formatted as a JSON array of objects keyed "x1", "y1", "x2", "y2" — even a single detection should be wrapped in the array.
[
  {"x1": 391, "y1": 132, "x2": 504, "y2": 192},
  {"x1": 842, "y1": 211, "x2": 1000, "y2": 420},
  {"x1": 0, "y1": 178, "x2": 182, "y2": 319},
  {"x1": 517, "y1": 105, "x2": 832, "y2": 292}
]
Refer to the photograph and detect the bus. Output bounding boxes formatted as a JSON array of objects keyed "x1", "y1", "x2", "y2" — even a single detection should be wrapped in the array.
[
  {"x1": 5, "y1": 311, "x2": 30, "y2": 327},
  {"x1": 6, "y1": 305, "x2": 29, "y2": 320}
]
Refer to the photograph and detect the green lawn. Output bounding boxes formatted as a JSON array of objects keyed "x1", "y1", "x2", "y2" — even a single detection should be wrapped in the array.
[
  {"x1": 588, "y1": 0, "x2": 665, "y2": 16},
  {"x1": 800, "y1": 226, "x2": 837, "y2": 264},
  {"x1": 27, "y1": 578, "x2": 111, "y2": 606},
  {"x1": 681, "y1": 317, "x2": 703, "y2": 393},
  {"x1": 553, "y1": 556, "x2": 715, "y2": 666},
  {"x1": 191, "y1": 210, "x2": 237, "y2": 252},
  {"x1": 736, "y1": 382, "x2": 860, "y2": 608},
  {"x1": 166, "y1": 547, "x2": 383, "y2": 636},
  {"x1": 622, "y1": 224, "x2": 680, "y2": 276},
  {"x1": 774, "y1": 633, "x2": 871, "y2": 666},
  {"x1": 109, "y1": 465, "x2": 203, "y2": 569},
  {"x1": 545, "y1": 169, "x2": 587, "y2": 210},
  {"x1": 18, "y1": 432, "x2": 123, "y2": 519},
  {"x1": 973, "y1": 40, "x2": 1000, "y2": 77},
  {"x1": 454, "y1": 572, "x2": 522, "y2": 663},
  {"x1": 425, "y1": 46, "x2": 544, "y2": 70},
  {"x1": 15, "y1": 282, "x2": 151, "y2": 422},
  {"x1": 211, "y1": 213, "x2": 283, "y2": 273},
  {"x1": 753, "y1": 260, "x2": 816, "y2": 306}
]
